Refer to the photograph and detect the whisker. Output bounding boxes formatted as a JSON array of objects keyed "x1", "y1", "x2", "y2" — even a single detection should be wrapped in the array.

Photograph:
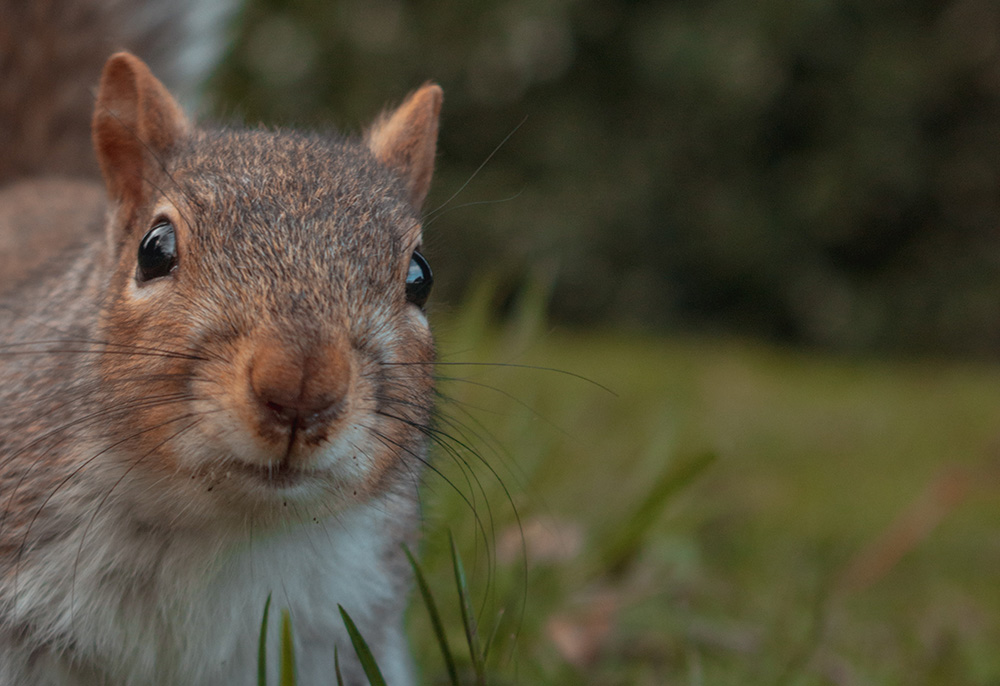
[
  {"x1": 364, "y1": 424, "x2": 492, "y2": 552},
  {"x1": 0, "y1": 339, "x2": 210, "y2": 362},
  {"x1": 388, "y1": 360, "x2": 617, "y2": 395},
  {"x1": 375, "y1": 409, "x2": 501, "y2": 580},
  {"x1": 435, "y1": 378, "x2": 573, "y2": 439},
  {"x1": 0, "y1": 394, "x2": 197, "y2": 532},
  {"x1": 425, "y1": 116, "x2": 527, "y2": 221},
  {"x1": 16, "y1": 412, "x2": 202, "y2": 588},
  {"x1": 422, "y1": 190, "x2": 525, "y2": 230}
]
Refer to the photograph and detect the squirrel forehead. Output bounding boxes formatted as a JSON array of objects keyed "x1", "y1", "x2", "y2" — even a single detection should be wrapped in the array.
[
  {"x1": 148, "y1": 130, "x2": 417, "y2": 301},
  {"x1": 172, "y1": 129, "x2": 416, "y2": 224}
]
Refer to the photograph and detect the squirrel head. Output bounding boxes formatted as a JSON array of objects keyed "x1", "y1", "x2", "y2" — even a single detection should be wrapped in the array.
[{"x1": 88, "y1": 53, "x2": 443, "y2": 523}]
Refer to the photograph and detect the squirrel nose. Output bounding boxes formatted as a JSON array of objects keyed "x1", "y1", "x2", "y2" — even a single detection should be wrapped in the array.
[{"x1": 249, "y1": 339, "x2": 352, "y2": 432}]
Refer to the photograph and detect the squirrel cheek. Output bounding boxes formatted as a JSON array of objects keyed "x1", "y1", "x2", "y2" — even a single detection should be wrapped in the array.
[{"x1": 180, "y1": 342, "x2": 264, "y2": 465}]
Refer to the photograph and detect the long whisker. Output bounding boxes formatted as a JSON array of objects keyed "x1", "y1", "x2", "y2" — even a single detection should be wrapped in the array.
[
  {"x1": 15, "y1": 412, "x2": 202, "y2": 592},
  {"x1": 0, "y1": 394, "x2": 198, "y2": 534},
  {"x1": 363, "y1": 423, "x2": 492, "y2": 551},
  {"x1": 0, "y1": 339, "x2": 212, "y2": 362},
  {"x1": 375, "y1": 409, "x2": 503, "y2": 581},
  {"x1": 425, "y1": 116, "x2": 527, "y2": 221},
  {"x1": 422, "y1": 190, "x2": 525, "y2": 230},
  {"x1": 388, "y1": 360, "x2": 617, "y2": 395}
]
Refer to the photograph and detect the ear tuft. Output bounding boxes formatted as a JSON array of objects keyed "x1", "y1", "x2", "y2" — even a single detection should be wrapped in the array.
[
  {"x1": 366, "y1": 84, "x2": 443, "y2": 209},
  {"x1": 92, "y1": 52, "x2": 189, "y2": 211}
]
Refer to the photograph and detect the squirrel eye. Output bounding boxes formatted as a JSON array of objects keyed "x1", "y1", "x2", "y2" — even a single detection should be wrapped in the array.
[
  {"x1": 137, "y1": 220, "x2": 178, "y2": 282},
  {"x1": 405, "y1": 251, "x2": 433, "y2": 308}
]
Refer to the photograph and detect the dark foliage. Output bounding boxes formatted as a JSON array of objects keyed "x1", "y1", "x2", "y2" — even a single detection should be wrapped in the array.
[{"x1": 212, "y1": 0, "x2": 1000, "y2": 354}]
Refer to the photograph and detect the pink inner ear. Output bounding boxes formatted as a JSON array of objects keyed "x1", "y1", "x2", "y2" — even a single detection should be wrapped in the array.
[
  {"x1": 367, "y1": 83, "x2": 443, "y2": 209},
  {"x1": 91, "y1": 52, "x2": 189, "y2": 211}
]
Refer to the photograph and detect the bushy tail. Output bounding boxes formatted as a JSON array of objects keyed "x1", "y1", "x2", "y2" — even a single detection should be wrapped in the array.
[{"x1": 0, "y1": 0, "x2": 234, "y2": 185}]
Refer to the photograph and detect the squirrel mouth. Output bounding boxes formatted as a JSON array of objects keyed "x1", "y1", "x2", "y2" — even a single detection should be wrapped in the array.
[{"x1": 226, "y1": 459, "x2": 316, "y2": 489}]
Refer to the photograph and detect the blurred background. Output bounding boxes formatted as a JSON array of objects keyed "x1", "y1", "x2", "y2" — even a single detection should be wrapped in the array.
[
  {"x1": 212, "y1": 0, "x2": 1000, "y2": 355},
  {"x1": 206, "y1": 1, "x2": 1000, "y2": 683}
]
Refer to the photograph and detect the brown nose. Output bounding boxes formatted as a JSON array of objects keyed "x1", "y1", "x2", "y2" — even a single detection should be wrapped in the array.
[{"x1": 249, "y1": 338, "x2": 352, "y2": 432}]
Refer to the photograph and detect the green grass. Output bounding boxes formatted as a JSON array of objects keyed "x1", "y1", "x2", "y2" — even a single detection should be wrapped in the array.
[
  {"x1": 406, "y1": 296, "x2": 1000, "y2": 684},
  {"x1": 257, "y1": 290, "x2": 1000, "y2": 684}
]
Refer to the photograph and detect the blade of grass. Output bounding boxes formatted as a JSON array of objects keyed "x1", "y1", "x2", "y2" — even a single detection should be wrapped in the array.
[
  {"x1": 258, "y1": 593, "x2": 272, "y2": 686},
  {"x1": 598, "y1": 451, "x2": 716, "y2": 576},
  {"x1": 451, "y1": 532, "x2": 485, "y2": 684},
  {"x1": 482, "y1": 608, "x2": 505, "y2": 665},
  {"x1": 335, "y1": 646, "x2": 345, "y2": 686},
  {"x1": 280, "y1": 609, "x2": 296, "y2": 686},
  {"x1": 404, "y1": 544, "x2": 460, "y2": 686},
  {"x1": 339, "y1": 605, "x2": 388, "y2": 686}
]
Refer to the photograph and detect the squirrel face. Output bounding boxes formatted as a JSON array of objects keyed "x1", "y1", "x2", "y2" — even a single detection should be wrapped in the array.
[{"x1": 87, "y1": 54, "x2": 442, "y2": 524}]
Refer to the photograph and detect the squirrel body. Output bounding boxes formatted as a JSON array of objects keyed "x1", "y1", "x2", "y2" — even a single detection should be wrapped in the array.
[{"x1": 0, "y1": 9, "x2": 442, "y2": 685}]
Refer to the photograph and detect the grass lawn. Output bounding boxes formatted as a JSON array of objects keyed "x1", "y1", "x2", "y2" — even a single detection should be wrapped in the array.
[{"x1": 408, "y1": 299, "x2": 1000, "y2": 685}]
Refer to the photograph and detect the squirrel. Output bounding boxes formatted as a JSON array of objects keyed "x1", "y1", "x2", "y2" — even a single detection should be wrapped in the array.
[{"x1": 0, "y1": 2, "x2": 443, "y2": 685}]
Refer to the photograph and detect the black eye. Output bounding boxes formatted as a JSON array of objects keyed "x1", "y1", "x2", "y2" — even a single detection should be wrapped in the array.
[
  {"x1": 137, "y1": 220, "x2": 178, "y2": 282},
  {"x1": 405, "y1": 251, "x2": 433, "y2": 308}
]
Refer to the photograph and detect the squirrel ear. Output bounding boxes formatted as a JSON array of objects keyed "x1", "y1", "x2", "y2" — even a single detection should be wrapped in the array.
[
  {"x1": 92, "y1": 52, "x2": 189, "y2": 211},
  {"x1": 366, "y1": 84, "x2": 443, "y2": 209}
]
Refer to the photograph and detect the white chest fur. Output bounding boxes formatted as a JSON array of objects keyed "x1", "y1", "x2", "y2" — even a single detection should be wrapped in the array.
[{"x1": 2, "y1": 499, "x2": 415, "y2": 686}]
